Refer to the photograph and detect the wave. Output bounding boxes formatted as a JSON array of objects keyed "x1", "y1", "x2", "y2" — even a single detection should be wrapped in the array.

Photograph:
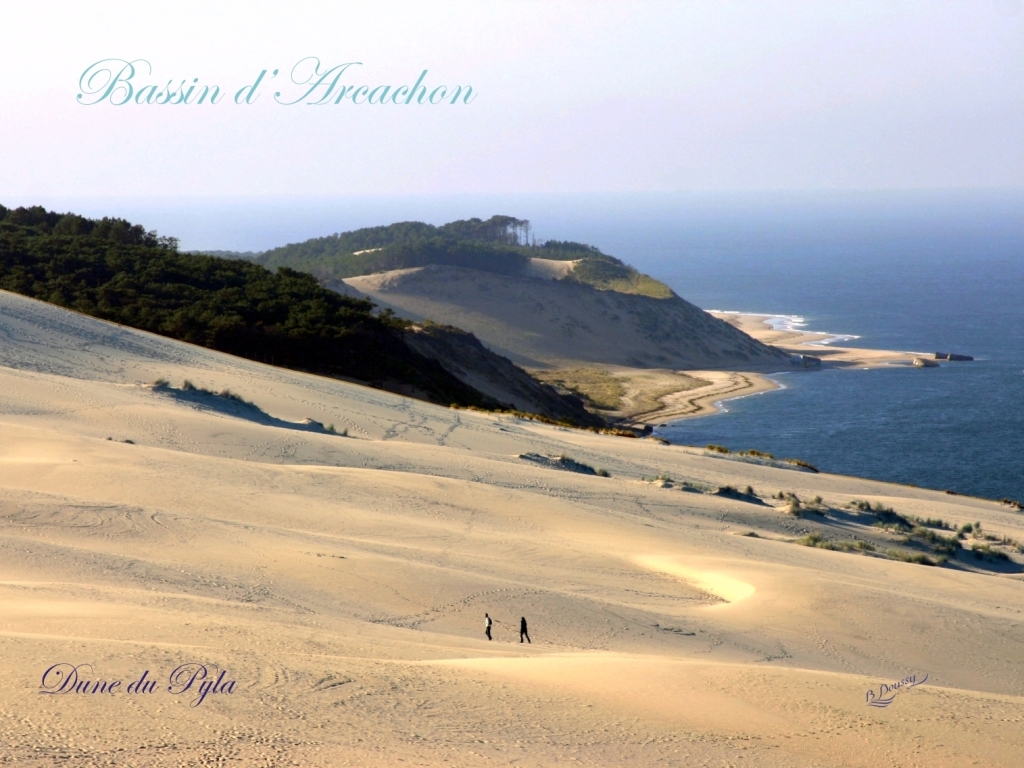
[{"x1": 709, "y1": 309, "x2": 861, "y2": 346}]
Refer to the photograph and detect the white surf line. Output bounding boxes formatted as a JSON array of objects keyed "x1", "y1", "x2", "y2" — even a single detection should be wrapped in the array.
[
  {"x1": 709, "y1": 309, "x2": 862, "y2": 347},
  {"x1": 761, "y1": 313, "x2": 862, "y2": 346}
]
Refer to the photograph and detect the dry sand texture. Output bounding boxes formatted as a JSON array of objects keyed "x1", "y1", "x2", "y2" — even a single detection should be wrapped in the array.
[
  {"x1": 343, "y1": 265, "x2": 786, "y2": 370},
  {"x1": 1, "y1": 289, "x2": 1023, "y2": 767}
]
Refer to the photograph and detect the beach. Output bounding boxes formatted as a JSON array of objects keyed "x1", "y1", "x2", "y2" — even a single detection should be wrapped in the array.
[
  {"x1": 2, "y1": 288, "x2": 1023, "y2": 767},
  {"x1": 711, "y1": 311, "x2": 923, "y2": 368}
]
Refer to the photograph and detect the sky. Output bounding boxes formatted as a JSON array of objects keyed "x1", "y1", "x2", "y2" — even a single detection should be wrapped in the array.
[{"x1": 1, "y1": 0, "x2": 1023, "y2": 202}]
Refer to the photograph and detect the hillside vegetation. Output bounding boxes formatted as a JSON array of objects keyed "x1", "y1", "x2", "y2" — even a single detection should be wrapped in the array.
[
  {"x1": 230, "y1": 215, "x2": 674, "y2": 299},
  {"x1": 0, "y1": 205, "x2": 571, "y2": 414}
]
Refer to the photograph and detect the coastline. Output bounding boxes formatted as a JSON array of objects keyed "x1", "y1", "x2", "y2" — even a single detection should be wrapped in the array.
[
  {"x1": 711, "y1": 311, "x2": 923, "y2": 368},
  {"x1": 612, "y1": 310, "x2": 924, "y2": 428},
  {"x1": 611, "y1": 368, "x2": 781, "y2": 427}
]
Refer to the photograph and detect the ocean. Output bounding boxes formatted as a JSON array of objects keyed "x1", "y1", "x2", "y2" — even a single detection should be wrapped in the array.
[
  {"x1": 564, "y1": 191, "x2": 1024, "y2": 502},
  {"x1": 15, "y1": 190, "x2": 1024, "y2": 500}
]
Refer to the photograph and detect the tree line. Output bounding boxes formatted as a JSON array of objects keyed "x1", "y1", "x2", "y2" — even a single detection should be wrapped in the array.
[
  {"x1": 0, "y1": 205, "x2": 509, "y2": 408},
  {"x1": 246, "y1": 214, "x2": 672, "y2": 299}
]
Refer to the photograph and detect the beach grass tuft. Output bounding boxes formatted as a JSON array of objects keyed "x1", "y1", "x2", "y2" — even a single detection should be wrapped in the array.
[
  {"x1": 797, "y1": 534, "x2": 872, "y2": 552},
  {"x1": 970, "y1": 543, "x2": 1010, "y2": 563},
  {"x1": 885, "y1": 549, "x2": 937, "y2": 566},
  {"x1": 871, "y1": 505, "x2": 915, "y2": 532}
]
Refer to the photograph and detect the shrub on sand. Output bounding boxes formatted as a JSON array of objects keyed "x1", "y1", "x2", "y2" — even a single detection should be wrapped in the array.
[{"x1": 885, "y1": 549, "x2": 937, "y2": 566}]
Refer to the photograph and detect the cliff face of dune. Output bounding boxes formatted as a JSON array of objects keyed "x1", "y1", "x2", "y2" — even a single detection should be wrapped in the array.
[
  {"x1": 402, "y1": 324, "x2": 604, "y2": 426},
  {"x1": 222, "y1": 212, "x2": 786, "y2": 373},
  {"x1": 343, "y1": 265, "x2": 791, "y2": 370}
]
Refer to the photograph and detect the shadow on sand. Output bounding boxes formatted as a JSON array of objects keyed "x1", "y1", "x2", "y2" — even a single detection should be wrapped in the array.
[{"x1": 150, "y1": 381, "x2": 343, "y2": 436}]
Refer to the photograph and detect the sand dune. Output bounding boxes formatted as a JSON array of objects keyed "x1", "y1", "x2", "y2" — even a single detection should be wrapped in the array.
[
  {"x1": 343, "y1": 265, "x2": 789, "y2": 370},
  {"x1": 1, "y1": 288, "x2": 1023, "y2": 767}
]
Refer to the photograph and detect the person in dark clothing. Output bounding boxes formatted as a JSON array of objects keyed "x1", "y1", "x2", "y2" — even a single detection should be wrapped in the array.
[
  {"x1": 485, "y1": 613, "x2": 492, "y2": 641},
  {"x1": 520, "y1": 616, "x2": 531, "y2": 644}
]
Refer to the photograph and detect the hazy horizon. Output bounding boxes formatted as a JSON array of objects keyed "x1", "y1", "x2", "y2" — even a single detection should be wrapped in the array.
[{"x1": 5, "y1": 187, "x2": 1022, "y2": 253}]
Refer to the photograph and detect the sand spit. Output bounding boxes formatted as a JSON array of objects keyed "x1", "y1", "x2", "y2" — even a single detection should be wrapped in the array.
[
  {"x1": 1, "y1": 288, "x2": 1023, "y2": 767},
  {"x1": 613, "y1": 312, "x2": 931, "y2": 427},
  {"x1": 713, "y1": 311, "x2": 923, "y2": 368},
  {"x1": 530, "y1": 365, "x2": 781, "y2": 427},
  {"x1": 619, "y1": 368, "x2": 780, "y2": 425}
]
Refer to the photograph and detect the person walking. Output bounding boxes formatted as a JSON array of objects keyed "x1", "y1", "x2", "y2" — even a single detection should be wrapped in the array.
[
  {"x1": 484, "y1": 613, "x2": 493, "y2": 641},
  {"x1": 520, "y1": 616, "x2": 531, "y2": 644}
]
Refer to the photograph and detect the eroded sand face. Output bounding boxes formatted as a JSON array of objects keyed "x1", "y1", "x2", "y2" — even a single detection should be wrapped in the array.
[{"x1": 1, "y1": 290, "x2": 1022, "y2": 767}]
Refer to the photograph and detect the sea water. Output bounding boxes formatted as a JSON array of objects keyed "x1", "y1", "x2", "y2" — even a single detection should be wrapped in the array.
[
  {"x1": 557, "y1": 191, "x2": 1024, "y2": 502},
  {"x1": 18, "y1": 190, "x2": 1024, "y2": 500}
]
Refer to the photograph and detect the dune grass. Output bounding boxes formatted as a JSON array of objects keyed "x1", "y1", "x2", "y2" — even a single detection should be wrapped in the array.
[
  {"x1": 566, "y1": 257, "x2": 675, "y2": 299},
  {"x1": 530, "y1": 367, "x2": 626, "y2": 410},
  {"x1": 797, "y1": 533, "x2": 875, "y2": 552}
]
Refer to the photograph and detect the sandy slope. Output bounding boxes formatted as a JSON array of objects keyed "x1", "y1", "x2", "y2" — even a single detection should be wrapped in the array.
[
  {"x1": 1, "y1": 289, "x2": 1023, "y2": 767},
  {"x1": 343, "y1": 265, "x2": 788, "y2": 370}
]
